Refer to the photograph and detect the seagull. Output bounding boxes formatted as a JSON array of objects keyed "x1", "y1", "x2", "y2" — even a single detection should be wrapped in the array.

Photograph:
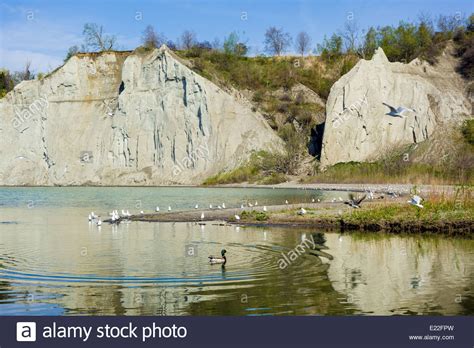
[
  {"x1": 218, "y1": 205, "x2": 222, "y2": 209},
  {"x1": 209, "y1": 204, "x2": 213, "y2": 209},
  {"x1": 338, "y1": 197, "x2": 343, "y2": 202},
  {"x1": 344, "y1": 194, "x2": 366, "y2": 208},
  {"x1": 312, "y1": 198, "x2": 315, "y2": 203},
  {"x1": 408, "y1": 195, "x2": 424, "y2": 208},
  {"x1": 168, "y1": 206, "x2": 172, "y2": 211},
  {"x1": 91, "y1": 212, "x2": 98, "y2": 219},
  {"x1": 140, "y1": 210, "x2": 144, "y2": 215},
  {"x1": 248, "y1": 202, "x2": 253, "y2": 207},
  {"x1": 195, "y1": 204, "x2": 199, "y2": 209},
  {"x1": 201, "y1": 212, "x2": 205, "y2": 220},
  {"x1": 263, "y1": 206, "x2": 267, "y2": 212},
  {"x1": 155, "y1": 206, "x2": 160, "y2": 212},
  {"x1": 382, "y1": 103, "x2": 416, "y2": 118},
  {"x1": 235, "y1": 214, "x2": 240, "y2": 221},
  {"x1": 317, "y1": 199, "x2": 321, "y2": 202},
  {"x1": 96, "y1": 219, "x2": 102, "y2": 226},
  {"x1": 222, "y1": 203, "x2": 226, "y2": 209},
  {"x1": 254, "y1": 201, "x2": 258, "y2": 206},
  {"x1": 240, "y1": 204, "x2": 244, "y2": 209},
  {"x1": 88, "y1": 214, "x2": 92, "y2": 221},
  {"x1": 285, "y1": 200, "x2": 289, "y2": 205},
  {"x1": 297, "y1": 208, "x2": 307, "y2": 215},
  {"x1": 367, "y1": 190, "x2": 375, "y2": 200}
]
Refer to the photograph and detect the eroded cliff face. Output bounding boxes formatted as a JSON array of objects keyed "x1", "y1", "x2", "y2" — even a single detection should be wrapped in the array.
[
  {"x1": 0, "y1": 46, "x2": 282, "y2": 185},
  {"x1": 320, "y1": 46, "x2": 471, "y2": 168}
]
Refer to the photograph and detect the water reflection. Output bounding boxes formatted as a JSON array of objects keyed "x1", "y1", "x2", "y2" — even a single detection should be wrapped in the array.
[{"x1": 0, "y1": 204, "x2": 472, "y2": 316}]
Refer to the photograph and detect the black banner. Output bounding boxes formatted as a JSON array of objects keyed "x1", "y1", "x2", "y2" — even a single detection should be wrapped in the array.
[{"x1": 1, "y1": 316, "x2": 473, "y2": 347}]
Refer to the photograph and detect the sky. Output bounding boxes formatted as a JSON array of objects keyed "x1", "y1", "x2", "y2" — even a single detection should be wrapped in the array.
[{"x1": 0, "y1": 0, "x2": 473, "y2": 72}]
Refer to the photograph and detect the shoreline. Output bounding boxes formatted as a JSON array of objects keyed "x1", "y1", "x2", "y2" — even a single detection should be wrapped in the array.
[
  {"x1": 113, "y1": 199, "x2": 473, "y2": 237},
  {"x1": 0, "y1": 183, "x2": 463, "y2": 195}
]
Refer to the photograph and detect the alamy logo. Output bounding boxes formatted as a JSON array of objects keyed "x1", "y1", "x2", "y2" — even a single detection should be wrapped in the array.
[{"x1": 16, "y1": 322, "x2": 37, "y2": 342}]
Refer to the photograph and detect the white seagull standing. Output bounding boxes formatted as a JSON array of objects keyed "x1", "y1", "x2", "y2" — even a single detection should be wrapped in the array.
[
  {"x1": 263, "y1": 206, "x2": 267, "y2": 212},
  {"x1": 383, "y1": 103, "x2": 416, "y2": 118},
  {"x1": 408, "y1": 195, "x2": 424, "y2": 208},
  {"x1": 200, "y1": 212, "x2": 205, "y2": 220},
  {"x1": 155, "y1": 206, "x2": 160, "y2": 212},
  {"x1": 297, "y1": 208, "x2": 307, "y2": 215},
  {"x1": 168, "y1": 206, "x2": 172, "y2": 211},
  {"x1": 235, "y1": 214, "x2": 240, "y2": 221},
  {"x1": 195, "y1": 204, "x2": 199, "y2": 209}
]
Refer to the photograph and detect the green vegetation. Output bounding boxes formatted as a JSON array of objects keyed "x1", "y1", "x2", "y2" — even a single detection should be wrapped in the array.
[
  {"x1": 177, "y1": 47, "x2": 355, "y2": 99},
  {"x1": 234, "y1": 188, "x2": 473, "y2": 235},
  {"x1": 305, "y1": 161, "x2": 473, "y2": 185},
  {"x1": 241, "y1": 210, "x2": 269, "y2": 222},
  {"x1": 343, "y1": 188, "x2": 473, "y2": 226},
  {"x1": 203, "y1": 151, "x2": 288, "y2": 185},
  {"x1": 0, "y1": 69, "x2": 14, "y2": 98},
  {"x1": 454, "y1": 14, "x2": 474, "y2": 79},
  {"x1": 462, "y1": 119, "x2": 474, "y2": 146}
]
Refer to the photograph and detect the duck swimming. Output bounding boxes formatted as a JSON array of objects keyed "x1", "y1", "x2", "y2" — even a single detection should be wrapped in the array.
[{"x1": 208, "y1": 249, "x2": 227, "y2": 265}]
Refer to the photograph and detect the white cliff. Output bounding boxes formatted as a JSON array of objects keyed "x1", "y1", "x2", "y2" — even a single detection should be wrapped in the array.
[
  {"x1": 0, "y1": 46, "x2": 282, "y2": 185},
  {"x1": 320, "y1": 46, "x2": 471, "y2": 168}
]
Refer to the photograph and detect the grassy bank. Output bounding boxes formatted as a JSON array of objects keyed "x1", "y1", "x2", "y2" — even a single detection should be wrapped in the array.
[
  {"x1": 236, "y1": 189, "x2": 473, "y2": 236},
  {"x1": 203, "y1": 151, "x2": 288, "y2": 185}
]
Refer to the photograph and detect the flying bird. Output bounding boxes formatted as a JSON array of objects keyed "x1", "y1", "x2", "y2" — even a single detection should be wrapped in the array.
[
  {"x1": 382, "y1": 103, "x2": 416, "y2": 118},
  {"x1": 408, "y1": 195, "x2": 424, "y2": 208},
  {"x1": 344, "y1": 193, "x2": 367, "y2": 209}
]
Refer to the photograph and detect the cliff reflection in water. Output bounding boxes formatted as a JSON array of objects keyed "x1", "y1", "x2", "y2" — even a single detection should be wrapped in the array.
[{"x1": 325, "y1": 233, "x2": 474, "y2": 315}]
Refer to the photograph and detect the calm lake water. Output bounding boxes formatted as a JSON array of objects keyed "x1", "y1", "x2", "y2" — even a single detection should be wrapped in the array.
[{"x1": 0, "y1": 187, "x2": 472, "y2": 316}]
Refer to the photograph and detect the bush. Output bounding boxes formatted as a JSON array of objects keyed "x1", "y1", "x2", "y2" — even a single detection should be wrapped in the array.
[
  {"x1": 462, "y1": 119, "x2": 474, "y2": 145},
  {"x1": 241, "y1": 210, "x2": 269, "y2": 221}
]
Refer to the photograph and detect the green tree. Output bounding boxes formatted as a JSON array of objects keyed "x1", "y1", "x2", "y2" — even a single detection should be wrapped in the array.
[
  {"x1": 223, "y1": 32, "x2": 247, "y2": 56},
  {"x1": 362, "y1": 27, "x2": 378, "y2": 59},
  {"x1": 0, "y1": 69, "x2": 14, "y2": 98},
  {"x1": 317, "y1": 33, "x2": 343, "y2": 60},
  {"x1": 64, "y1": 45, "x2": 79, "y2": 62}
]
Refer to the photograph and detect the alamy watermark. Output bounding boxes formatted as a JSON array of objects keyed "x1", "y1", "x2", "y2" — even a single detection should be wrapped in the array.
[
  {"x1": 172, "y1": 143, "x2": 210, "y2": 176},
  {"x1": 332, "y1": 95, "x2": 368, "y2": 129},
  {"x1": 277, "y1": 234, "x2": 316, "y2": 269},
  {"x1": 12, "y1": 96, "x2": 49, "y2": 130}
]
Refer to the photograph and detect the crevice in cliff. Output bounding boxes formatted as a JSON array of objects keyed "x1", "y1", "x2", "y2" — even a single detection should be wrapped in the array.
[
  {"x1": 171, "y1": 137, "x2": 176, "y2": 163},
  {"x1": 308, "y1": 122, "x2": 325, "y2": 160},
  {"x1": 197, "y1": 105, "x2": 205, "y2": 136},
  {"x1": 182, "y1": 77, "x2": 187, "y2": 106}
]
